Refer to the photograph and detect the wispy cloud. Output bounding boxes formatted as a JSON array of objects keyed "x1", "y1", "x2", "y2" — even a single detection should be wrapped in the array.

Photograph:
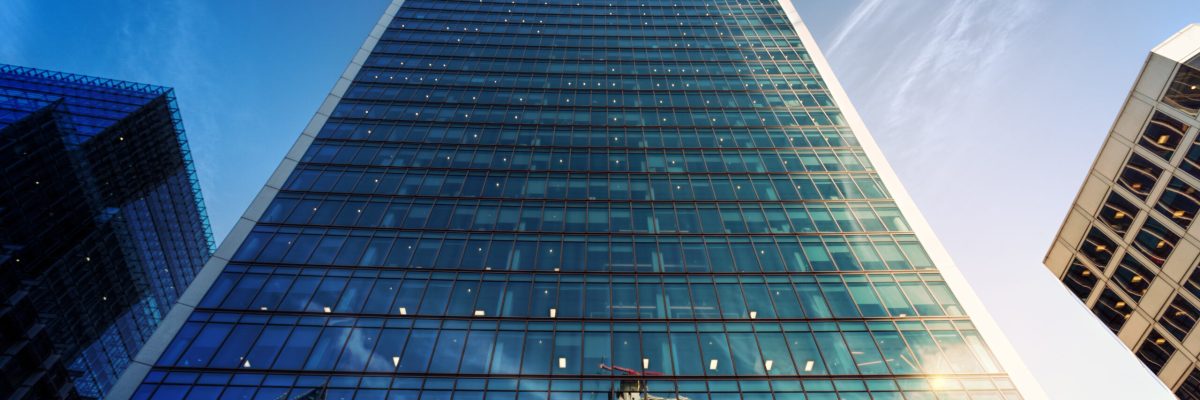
[
  {"x1": 822, "y1": 0, "x2": 1040, "y2": 178},
  {"x1": 155, "y1": 2, "x2": 231, "y2": 238},
  {"x1": 0, "y1": 0, "x2": 31, "y2": 61},
  {"x1": 825, "y1": 0, "x2": 883, "y2": 56}
]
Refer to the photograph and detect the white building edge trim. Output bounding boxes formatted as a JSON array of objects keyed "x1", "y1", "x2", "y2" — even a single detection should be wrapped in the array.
[
  {"x1": 104, "y1": 1, "x2": 405, "y2": 398},
  {"x1": 774, "y1": 2, "x2": 1048, "y2": 398},
  {"x1": 1151, "y1": 23, "x2": 1200, "y2": 63}
]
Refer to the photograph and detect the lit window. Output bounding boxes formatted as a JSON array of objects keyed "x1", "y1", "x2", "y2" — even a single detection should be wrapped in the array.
[
  {"x1": 1117, "y1": 154, "x2": 1163, "y2": 199},
  {"x1": 1098, "y1": 191, "x2": 1139, "y2": 234},
  {"x1": 1135, "y1": 331, "x2": 1176, "y2": 374},
  {"x1": 1163, "y1": 63, "x2": 1200, "y2": 116},
  {"x1": 1137, "y1": 111, "x2": 1190, "y2": 159}
]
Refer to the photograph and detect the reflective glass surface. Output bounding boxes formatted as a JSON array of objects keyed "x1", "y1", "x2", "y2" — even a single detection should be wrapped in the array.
[
  {"x1": 1137, "y1": 111, "x2": 1189, "y2": 160},
  {"x1": 0, "y1": 64, "x2": 213, "y2": 398},
  {"x1": 132, "y1": 1, "x2": 1021, "y2": 398},
  {"x1": 1117, "y1": 153, "x2": 1164, "y2": 200},
  {"x1": 1135, "y1": 331, "x2": 1176, "y2": 374},
  {"x1": 1097, "y1": 191, "x2": 1138, "y2": 235},
  {"x1": 1155, "y1": 177, "x2": 1200, "y2": 229},
  {"x1": 1164, "y1": 63, "x2": 1200, "y2": 117},
  {"x1": 1111, "y1": 255, "x2": 1154, "y2": 302},
  {"x1": 1131, "y1": 217, "x2": 1179, "y2": 266},
  {"x1": 1060, "y1": 258, "x2": 1097, "y2": 302},
  {"x1": 1178, "y1": 366, "x2": 1200, "y2": 399},
  {"x1": 1078, "y1": 227, "x2": 1117, "y2": 267},
  {"x1": 1092, "y1": 287, "x2": 1132, "y2": 333},
  {"x1": 1160, "y1": 295, "x2": 1199, "y2": 340}
]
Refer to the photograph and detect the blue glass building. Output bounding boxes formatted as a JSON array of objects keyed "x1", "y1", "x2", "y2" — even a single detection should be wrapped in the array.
[
  {"x1": 0, "y1": 65, "x2": 213, "y2": 399},
  {"x1": 113, "y1": 1, "x2": 1040, "y2": 399}
]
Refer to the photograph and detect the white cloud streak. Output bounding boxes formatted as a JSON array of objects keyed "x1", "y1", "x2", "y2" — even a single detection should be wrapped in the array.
[
  {"x1": 822, "y1": 0, "x2": 1039, "y2": 176},
  {"x1": 825, "y1": 0, "x2": 883, "y2": 56},
  {"x1": 0, "y1": 0, "x2": 30, "y2": 61}
]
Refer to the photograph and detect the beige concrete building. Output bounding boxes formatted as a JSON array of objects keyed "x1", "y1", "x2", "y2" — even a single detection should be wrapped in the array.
[{"x1": 1046, "y1": 24, "x2": 1200, "y2": 397}]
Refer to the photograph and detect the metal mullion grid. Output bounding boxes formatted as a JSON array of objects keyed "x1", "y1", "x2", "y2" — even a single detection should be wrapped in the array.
[
  {"x1": 384, "y1": 25, "x2": 789, "y2": 49},
  {"x1": 387, "y1": 17, "x2": 791, "y2": 42},
  {"x1": 1092, "y1": 285, "x2": 1137, "y2": 333},
  {"x1": 243, "y1": 270, "x2": 308, "y2": 314},
  {"x1": 291, "y1": 158, "x2": 871, "y2": 176},
  {"x1": 146, "y1": 318, "x2": 1006, "y2": 391},
  {"x1": 1158, "y1": 294, "x2": 1200, "y2": 341},
  {"x1": 1163, "y1": 270, "x2": 1200, "y2": 348},
  {"x1": 309, "y1": 120, "x2": 854, "y2": 149},
  {"x1": 1135, "y1": 329, "x2": 1178, "y2": 374},
  {"x1": 253, "y1": 191, "x2": 906, "y2": 230},
  {"x1": 142, "y1": 367, "x2": 1015, "y2": 385},
  {"x1": 194, "y1": 272, "x2": 963, "y2": 326},
  {"x1": 301, "y1": 139, "x2": 864, "y2": 165},
  {"x1": 1085, "y1": 157, "x2": 1200, "y2": 332},
  {"x1": 352, "y1": 64, "x2": 828, "y2": 92},
  {"x1": 369, "y1": 40, "x2": 806, "y2": 61},
  {"x1": 0, "y1": 64, "x2": 167, "y2": 96},
  {"x1": 204, "y1": 265, "x2": 955, "y2": 318},
  {"x1": 1141, "y1": 315, "x2": 1199, "y2": 377},
  {"x1": 321, "y1": 115, "x2": 847, "y2": 133},
  {"x1": 391, "y1": 5, "x2": 783, "y2": 29},
  {"x1": 1175, "y1": 365, "x2": 1200, "y2": 397},
  {"x1": 1074, "y1": 192, "x2": 1160, "y2": 287},
  {"x1": 278, "y1": 165, "x2": 882, "y2": 192},
  {"x1": 246, "y1": 219, "x2": 922, "y2": 240},
  {"x1": 222, "y1": 262, "x2": 951, "y2": 282},
  {"x1": 429, "y1": 0, "x2": 770, "y2": 13},
  {"x1": 330, "y1": 89, "x2": 842, "y2": 114},
  {"x1": 1067, "y1": 244, "x2": 1130, "y2": 311},
  {"x1": 358, "y1": 55, "x2": 822, "y2": 77},
  {"x1": 915, "y1": 320, "x2": 996, "y2": 376},
  {"x1": 367, "y1": 45, "x2": 811, "y2": 70},
  {"x1": 168, "y1": 319, "x2": 255, "y2": 371}
]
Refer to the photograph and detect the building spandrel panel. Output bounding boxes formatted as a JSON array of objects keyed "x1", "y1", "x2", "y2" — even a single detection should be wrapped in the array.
[{"x1": 111, "y1": 1, "x2": 1039, "y2": 399}]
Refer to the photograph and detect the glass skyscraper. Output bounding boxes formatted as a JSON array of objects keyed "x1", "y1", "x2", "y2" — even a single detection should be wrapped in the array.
[
  {"x1": 113, "y1": 1, "x2": 1039, "y2": 399},
  {"x1": 0, "y1": 65, "x2": 213, "y2": 399}
]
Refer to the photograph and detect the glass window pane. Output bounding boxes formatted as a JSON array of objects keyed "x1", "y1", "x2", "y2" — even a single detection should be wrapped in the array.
[
  {"x1": 1163, "y1": 63, "x2": 1200, "y2": 116},
  {"x1": 1138, "y1": 111, "x2": 1190, "y2": 159}
]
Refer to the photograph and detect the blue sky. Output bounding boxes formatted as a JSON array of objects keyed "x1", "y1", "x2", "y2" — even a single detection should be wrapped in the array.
[{"x1": 3, "y1": 1, "x2": 1195, "y2": 398}]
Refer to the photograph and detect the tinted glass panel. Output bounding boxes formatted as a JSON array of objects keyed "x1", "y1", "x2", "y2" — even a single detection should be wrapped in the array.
[
  {"x1": 1092, "y1": 287, "x2": 1132, "y2": 333},
  {"x1": 1155, "y1": 177, "x2": 1200, "y2": 229},
  {"x1": 1061, "y1": 258, "x2": 1098, "y2": 302},
  {"x1": 1177, "y1": 366, "x2": 1200, "y2": 399},
  {"x1": 1185, "y1": 267, "x2": 1200, "y2": 301},
  {"x1": 1079, "y1": 227, "x2": 1118, "y2": 267},
  {"x1": 1117, "y1": 154, "x2": 1163, "y2": 199},
  {"x1": 1098, "y1": 191, "x2": 1139, "y2": 235},
  {"x1": 1160, "y1": 295, "x2": 1200, "y2": 340},
  {"x1": 1132, "y1": 217, "x2": 1180, "y2": 266},
  {"x1": 1112, "y1": 255, "x2": 1155, "y2": 302},
  {"x1": 1164, "y1": 63, "x2": 1200, "y2": 116},
  {"x1": 1135, "y1": 331, "x2": 1175, "y2": 374},
  {"x1": 1137, "y1": 111, "x2": 1189, "y2": 159}
]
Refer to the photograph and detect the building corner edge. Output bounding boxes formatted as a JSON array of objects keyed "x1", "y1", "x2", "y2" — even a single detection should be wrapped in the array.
[{"x1": 772, "y1": 1, "x2": 1049, "y2": 398}]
